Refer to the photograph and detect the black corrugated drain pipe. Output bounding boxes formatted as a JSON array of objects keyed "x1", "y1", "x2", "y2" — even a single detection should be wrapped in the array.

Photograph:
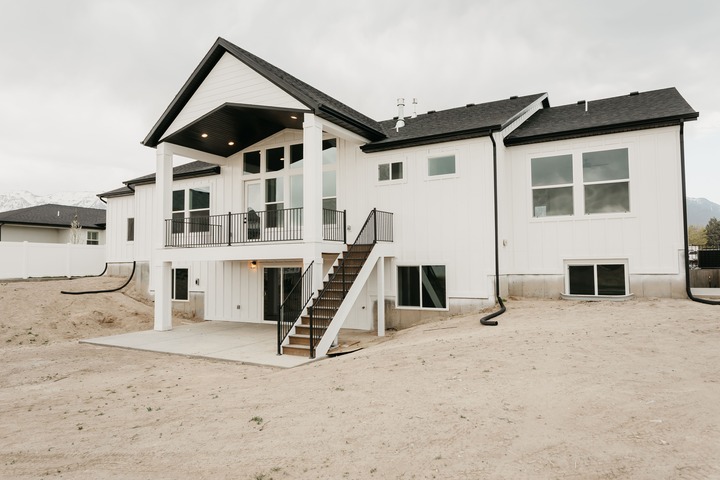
[
  {"x1": 480, "y1": 130, "x2": 505, "y2": 325},
  {"x1": 61, "y1": 261, "x2": 136, "y2": 295},
  {"x1": 680, "y1": 121, "x2": 720, "y2": 306}
]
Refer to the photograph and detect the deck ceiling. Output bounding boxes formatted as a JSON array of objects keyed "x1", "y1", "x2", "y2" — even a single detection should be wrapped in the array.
[{"x1": 161, "y1": 104, "x2": 309, "y2": 157}]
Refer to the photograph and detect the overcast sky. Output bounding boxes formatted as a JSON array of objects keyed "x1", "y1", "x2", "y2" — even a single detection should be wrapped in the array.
[{"x1": 1, "y1": 0, "x2": 718, "y2": 204}]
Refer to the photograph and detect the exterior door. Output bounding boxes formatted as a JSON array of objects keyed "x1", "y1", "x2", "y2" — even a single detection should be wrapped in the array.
[{"x1": 263, "y1": 267, "x2": 301, "y2": 322}]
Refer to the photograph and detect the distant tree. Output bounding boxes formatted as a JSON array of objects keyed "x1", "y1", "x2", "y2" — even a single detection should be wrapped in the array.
[
  {"x1": 706, "y1": 217, "x2": 720, "y2": 247},
  {"x1": 688, "y1": 225, "x2": 707, "y2": 246},
  {"x1": 70, "y1": 213, "x2": 82, "y2": 244}
]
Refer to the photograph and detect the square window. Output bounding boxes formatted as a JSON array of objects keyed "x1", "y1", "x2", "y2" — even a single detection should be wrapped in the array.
[
  {"x1": 568, "y1": 265, "x2": 595, "y2": 295},
  {"x1": 428, "y1": 155, "x2": 455, "y2": 176},
  {"x1": 86, "y1": 231, "x2": 99, "y2": 246},
  {"x1": 189, "y1": 187, "x2": 210, "y2": 210},
  {"x1": 243, "y1": 151, "x2": 261, "y2": 174},
  {"x1": 531, "y1": 154, "x2": 573, "y2": 217}
]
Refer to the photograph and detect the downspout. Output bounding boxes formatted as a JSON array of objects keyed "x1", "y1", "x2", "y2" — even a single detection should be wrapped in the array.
[
  {"x1": 480, "y1": 130, "x2": 505, "y2": 325},
  {"x1": 680, "y1": 120, "x2": 720, "y2": 305}
]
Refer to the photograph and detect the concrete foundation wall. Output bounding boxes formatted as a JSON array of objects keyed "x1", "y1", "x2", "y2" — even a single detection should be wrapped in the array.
[
  {"x1": 505, "y1": 273, "x2": 686, "y2": 299},
  {"x1": 374, "y1": 297, "x2": 494, "y2": 331}
]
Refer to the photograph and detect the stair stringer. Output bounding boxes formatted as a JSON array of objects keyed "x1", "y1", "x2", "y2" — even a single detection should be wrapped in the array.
[{"x1": 313, "y1": 245, "x2": 387, "y2": 358}]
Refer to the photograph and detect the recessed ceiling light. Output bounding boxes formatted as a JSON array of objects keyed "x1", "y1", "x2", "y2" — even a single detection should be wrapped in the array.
[
  {"x1": 228, "y1": 141, "x2": 235, "y2": 146},
  {"x1": 201, "y1": 133, "x2": 208, "y2": 138},
  {"x1": 290, "y1": 115, "x2": 297, "y2": 120}
]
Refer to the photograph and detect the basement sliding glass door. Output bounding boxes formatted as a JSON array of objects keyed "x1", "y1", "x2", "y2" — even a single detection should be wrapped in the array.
[{"x1": 263, "y1": 267, "x2": 301, "y2": 322}]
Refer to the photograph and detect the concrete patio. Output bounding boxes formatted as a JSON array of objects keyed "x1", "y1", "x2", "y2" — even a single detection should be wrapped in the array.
[{"x1": 81, "y1": 321, "x2": 316, "y2": 368}]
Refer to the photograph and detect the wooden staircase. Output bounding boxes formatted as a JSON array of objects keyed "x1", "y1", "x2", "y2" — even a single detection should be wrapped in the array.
[{"x1": 282, "y1": 244, "x2": 374, "y2": 356}]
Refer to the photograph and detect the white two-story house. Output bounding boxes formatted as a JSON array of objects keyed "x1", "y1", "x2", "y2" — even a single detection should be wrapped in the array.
[{"x1": 100, "y1": 38, "x2": 698, "y2": 358}]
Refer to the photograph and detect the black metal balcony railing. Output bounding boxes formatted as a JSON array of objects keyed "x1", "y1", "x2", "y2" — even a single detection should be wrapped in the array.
[
  {"x1": 164, "y1": 208, "x2": 346, "y2": 248},
  {"x1": 277, "y1": 261, "x2": 314, "y2": 355}
]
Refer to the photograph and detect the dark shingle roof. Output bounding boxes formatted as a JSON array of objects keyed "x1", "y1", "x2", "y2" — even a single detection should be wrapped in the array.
[
  {"x1": 143, "y1": 38, "x2": 386, "y2": 148},
  {"x1": 123, "y1": 160, "x2": 220, "y2": 186},
  {"x1": 362, "y1": 93, "x2": 548, "y2": 152},
  {"x1": 97, "y1": 161, "x2": 221, "y2": 200},
  {"x1": 505, "y1": 88, "x2": 698, "y2": 146},
  {"x1": 0, "y1": 204, "x2": 106, "y2": 229}
]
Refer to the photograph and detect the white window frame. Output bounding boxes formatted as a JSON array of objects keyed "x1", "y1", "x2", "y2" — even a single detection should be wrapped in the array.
[
  {"x1": 172, "y1": 186, "x2": 211, "y2": 235},
  {"x1": 426, "y1": 153, "x2": 458, "y2": 180},
  {"x1": 396, "y1": 263, "x2": 449, "y2": 311},
  {"x1": 563, "y1": 259, "x2": 630, "y2": 297},
  {"x1": 530, "y1": 154, "x2": 574, "y2": 218},
  {"x1": 529, "y1": 145, "x2": 632, "y2": 221},
  {"x1": 86, "y1": 231, "x2": 99, "y2": 245},
  {"x1": 377, "y1": 159, "x2": 405, "y2": 184}
]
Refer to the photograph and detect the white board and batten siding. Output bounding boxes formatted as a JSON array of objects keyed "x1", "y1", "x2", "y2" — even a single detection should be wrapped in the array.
[
  {"x1": 163, "y1": 52, "x2": 309, "y2": 139},
  {"x1": 342, "y1": 137, "x2": 498, "y2": 303},
  {"x1": 502, "y1": 126, "x2": 684, "y2": 276}
]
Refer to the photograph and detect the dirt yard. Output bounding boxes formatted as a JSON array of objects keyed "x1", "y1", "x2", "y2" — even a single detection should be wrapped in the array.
[{"x1": 1, "y1": 277, "x2": 719, "y2": 479}]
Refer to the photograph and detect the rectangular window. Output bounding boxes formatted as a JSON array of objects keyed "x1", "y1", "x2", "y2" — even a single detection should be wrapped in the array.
[
  {"x1": 290, "y1": 144, "x2": 303, "y2": 169},
  {"x1": 322, "y1": 170, "x2": 337, "y2": 225},
  {"x1": 583, "y1": 148, "x2": 629, "y2": 214},
  {"x1": 531, "y1": 154, "x2": 573, "y2": 217},
  {"x1": 86, "y1": 231, "x2": 99, "y2": 245},
  {"x1": 379, "y1": 161, "x2": 403, "y2": 181},
  {"x1": 172, "y1": 268, "x2": 189, "y2": 301},
  {"x1": 172, "y1": 187, "x2": 210, "y2": 233},
  {"x1": 322, "y1": 139, "x2": 337, "y2": 165},
  {"x1": 266, "y1": 146, "x2": 285, "y2": 172},
  {"x1": 428, "y1": 155, "x2": 456, "y2": 177},
  {"x1": 127, "y1": 218, "x2": 135, "y2": 242},
  {"x1": 568, "y1": 263, "x2": 627, "y2": 296},
  {"x1": 243, "y1": 150, "x2": 261, "y2": 174},
  {"x1": 265, "y1": 178, "x2": 284, "y2": 228},
  {"x1": 172, "y1": 190, "x2": 185, "y2": 234},
  {"x1": 398, "y1": 265, "x2": 447, "y2": 309}
]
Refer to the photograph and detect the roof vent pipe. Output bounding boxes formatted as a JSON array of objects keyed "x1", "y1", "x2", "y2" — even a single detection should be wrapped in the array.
[
  {"x1": 411, "y1": 98, "x2": 418, "y2": 119},
  {"x1": 585, "y1": 100, "x2": 588, "y2": 113},
  {"x1": 394, "y1": 98, "x2": 405, "y2": 132}
]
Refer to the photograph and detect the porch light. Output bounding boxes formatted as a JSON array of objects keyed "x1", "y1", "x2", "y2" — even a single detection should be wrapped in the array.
[
  {"x1": 201, "y1": 133, "x2": 208, "y2": 138},
  {"x1": 250, "y1": 260, "x2": 257, "y2": 270}
]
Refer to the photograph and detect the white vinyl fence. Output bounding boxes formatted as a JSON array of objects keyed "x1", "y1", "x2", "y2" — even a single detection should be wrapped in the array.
[{"x1": 0, "y1": 242, "x2": 106, "y2": 280}]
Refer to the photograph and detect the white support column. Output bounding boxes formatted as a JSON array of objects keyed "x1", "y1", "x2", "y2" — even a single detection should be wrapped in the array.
[
  {"x1": 377, "y1": 256, "x2": 385, "y2": 337},
  {"x1": 154, "y1": 143, "x2": 174, "y2": 331},
  {"x1": 155, "y1": 261, "x2": 173, "y2": 331},
  {"x1": 302, "y1": 113, "x2": 323, "y2": 244}
]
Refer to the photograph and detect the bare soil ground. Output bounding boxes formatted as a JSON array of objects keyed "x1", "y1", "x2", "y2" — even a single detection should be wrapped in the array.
[{"x1": 1, "y1": 277, "x2": 719, "y2": 479}]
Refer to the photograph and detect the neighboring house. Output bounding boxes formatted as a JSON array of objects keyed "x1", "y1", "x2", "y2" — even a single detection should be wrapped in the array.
[
  {"x1": 0, "y1": 204, "x2": 106, "y2": 245},
  {"x1": 100, "y1": 37, "x2": 698, "y2": 358}
]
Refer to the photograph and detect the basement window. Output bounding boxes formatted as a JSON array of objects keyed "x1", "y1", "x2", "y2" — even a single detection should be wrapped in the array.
[
  {"x1": 566, "y1": 262, "x2": 628, "y2": 296},
  {"x1": 172, "y1": 268, "x2": 189, "y2": 301},
  {"x1": 398, "y1": 265, "x2": 447, "y2": 309}
]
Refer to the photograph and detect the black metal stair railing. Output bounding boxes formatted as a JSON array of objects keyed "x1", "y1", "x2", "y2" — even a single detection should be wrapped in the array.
[
  {"x1": 277, "y1": 261, "x2": 314, "y2": 355},
  {"x1": 307, "y1": 208, "x2": 394, "y2": 358}
]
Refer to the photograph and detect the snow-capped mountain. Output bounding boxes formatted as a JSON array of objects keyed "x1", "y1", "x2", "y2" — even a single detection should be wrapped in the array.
[
  {"x1": 688, "y1": 197, "x2": 720, "y2": 227},
  {"x1": 0, "y1": 191, "x2": 106, "y2": 213}
]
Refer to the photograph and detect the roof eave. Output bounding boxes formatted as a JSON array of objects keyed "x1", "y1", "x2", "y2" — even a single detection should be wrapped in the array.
[
  {"x1": 361, "y1": 126, "x2": 500, "y2": 153},
  {"x1": 504, "y1": 113, "x2": 699, "y2": 146},
  {"x1": 124, "y1": 165, "x2": 222, "y2": 188}
]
